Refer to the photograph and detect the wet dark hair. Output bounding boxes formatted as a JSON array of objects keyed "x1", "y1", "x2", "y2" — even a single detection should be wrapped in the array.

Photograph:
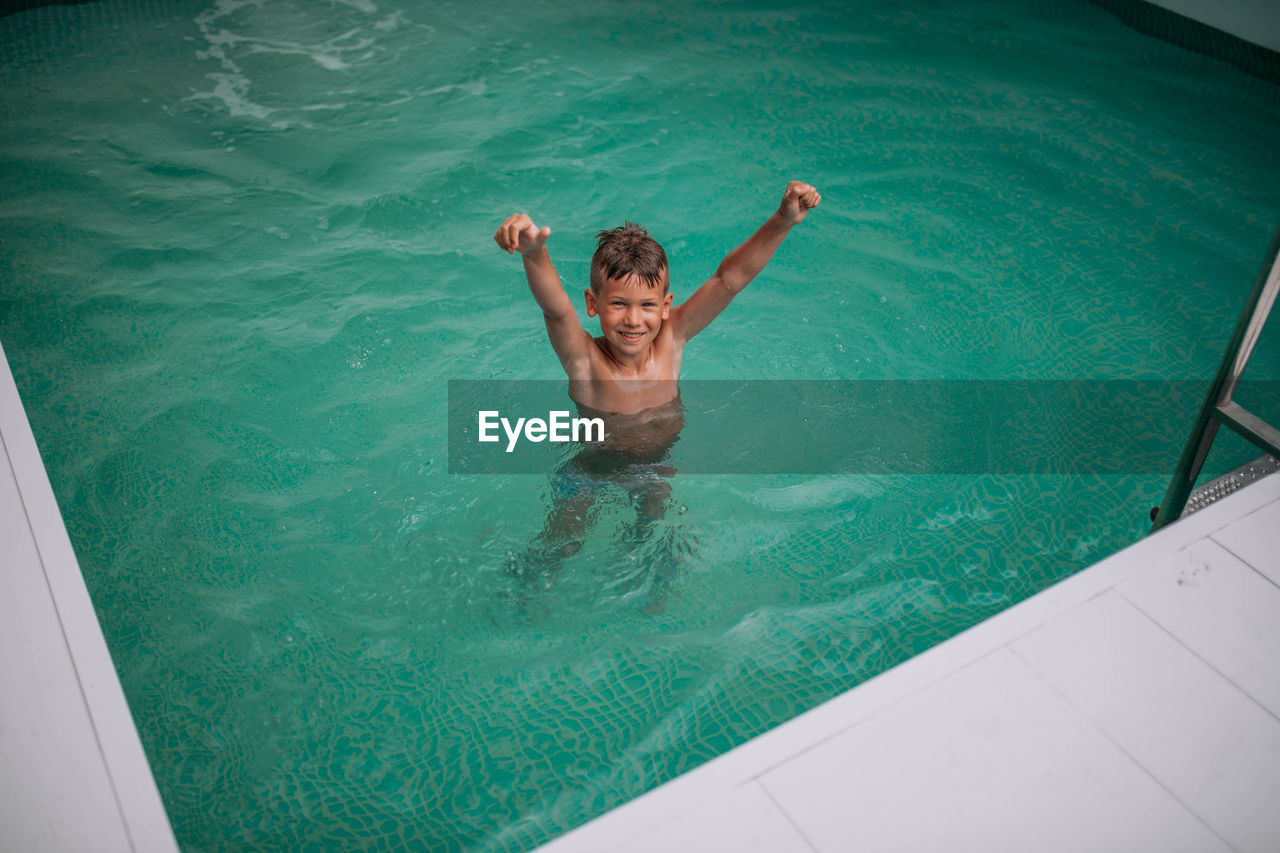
[{"x1": 589, "y1": 221, "x2": 668, "y2": 293}]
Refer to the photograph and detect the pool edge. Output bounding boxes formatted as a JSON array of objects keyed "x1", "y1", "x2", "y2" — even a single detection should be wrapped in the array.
[{"x1": 0, "y1": 339, "x2": 179, "y2": 853}]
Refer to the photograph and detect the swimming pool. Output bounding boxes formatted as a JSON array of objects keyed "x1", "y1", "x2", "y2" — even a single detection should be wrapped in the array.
[{"x1": 2, "y1": 0, "x2": 1278, "y2": 850}]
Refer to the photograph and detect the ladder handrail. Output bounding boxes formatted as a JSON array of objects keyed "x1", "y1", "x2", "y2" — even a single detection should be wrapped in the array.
[{"x1": 1150, "y1": 227, "x2": 1280, "y2": 531}]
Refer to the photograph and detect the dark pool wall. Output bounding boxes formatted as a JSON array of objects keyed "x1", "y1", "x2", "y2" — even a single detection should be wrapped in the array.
[{"x1": 1090, "y1": 0, "x2": 1280, "y2": 82}]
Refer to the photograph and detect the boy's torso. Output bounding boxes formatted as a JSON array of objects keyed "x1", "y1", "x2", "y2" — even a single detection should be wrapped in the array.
[{"x1": 567, "y1": 323, "x2": 683, "y2": 414}]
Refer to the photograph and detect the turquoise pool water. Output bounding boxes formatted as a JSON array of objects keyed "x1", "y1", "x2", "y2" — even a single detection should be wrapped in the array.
[{"x1": 2, "y1": 0, "x2": 1278, "y2": 850}]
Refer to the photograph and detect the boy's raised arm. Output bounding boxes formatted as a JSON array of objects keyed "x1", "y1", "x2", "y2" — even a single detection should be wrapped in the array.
[
  {"x1": 494, "y1": 213, "x2": 592, "y2": 371},
  {"x1": 670, "y1": 181, "x2": 821, "y2": 343}
]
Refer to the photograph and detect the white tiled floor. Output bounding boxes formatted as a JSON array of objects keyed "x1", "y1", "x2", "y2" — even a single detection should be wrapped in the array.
[
  {"x1": 1013, "y1": 592, "x2": 1280, "y2": 853},
  {"x1": 767, "y1": 649, "x2": 1230, "y2": 853},
  {"x1": 615, "y1": 782, "x2": 810, "y2": 853},
  {"x1": 539, "y1": 475, "x2": 1280, "y2": 853},
  {"x1": 1215, "y1": 507, "x2": 1280, "y2": 585},
  {"x1": 1119, "y1": 540, "x2": 1280, "y2": 714}
]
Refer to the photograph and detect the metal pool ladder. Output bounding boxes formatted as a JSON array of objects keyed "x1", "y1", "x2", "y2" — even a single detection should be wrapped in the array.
[{"x1": 1150, "y1": 228, "x2": 1280, "y2": 532}]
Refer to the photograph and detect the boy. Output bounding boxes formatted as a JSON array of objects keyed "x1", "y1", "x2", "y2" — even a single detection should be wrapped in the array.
[
  {"x1": 493, "y1": 181, "x2": 821, "y2": 612},
  {"x1": 494, "y1": 181, "x2": 821, "y2": 413}
]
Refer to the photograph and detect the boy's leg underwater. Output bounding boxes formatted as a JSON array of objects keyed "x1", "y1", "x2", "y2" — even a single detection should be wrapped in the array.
[
  {"x1": 623, "y1": 480, "x2": 695, "y2": 616},
  {"x1": 510, "y1": 493, "x2": 593, "y2": 588}
]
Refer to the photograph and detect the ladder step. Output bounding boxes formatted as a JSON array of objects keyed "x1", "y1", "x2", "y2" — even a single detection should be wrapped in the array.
[
  {"x1": 1179, "y1": 454, "x2": 1280, "y2": 518},
  {"x1": 1214, "y1": 401, "x2": 1280, "y2": 457}
]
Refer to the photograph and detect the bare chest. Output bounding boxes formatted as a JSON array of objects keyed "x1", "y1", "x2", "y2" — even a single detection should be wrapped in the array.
[{"x1": 570, "y1": 338, "x2": 682, "y2": 414}]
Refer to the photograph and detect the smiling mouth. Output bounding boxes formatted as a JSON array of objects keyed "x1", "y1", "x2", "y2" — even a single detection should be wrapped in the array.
[{"x1": 617, "y1": 330, "x2": 644, "y2": 342}]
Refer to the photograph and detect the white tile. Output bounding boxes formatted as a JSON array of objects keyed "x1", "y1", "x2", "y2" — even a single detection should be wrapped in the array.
[
  {"x1": 1211, "y1": 499, "x2": 1280, "y2": 586},
  {"x1": 616, "y1": 782, "x2": 815, "y2": 853},
  {"x1": 1120, "y1": 538, "x2": 1280, "y2": 716},
  {"x1": 1013, "y1": 592, "x2": 1280, "y2": 853},
  {"x1": 760, "y1": 650, "x2": 1223, "y2": 853}
]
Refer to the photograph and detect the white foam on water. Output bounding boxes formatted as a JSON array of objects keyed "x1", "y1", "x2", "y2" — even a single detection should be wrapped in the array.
[
  {"x1": 423, "y1": 80, "x2": 488, "y2": 97},
  {"x1": 188, "y1": 71, "x2": 273, "y2": 120},
  {"x1": 333, "y1": 0, "x2": 377, "y2": 13},
  {"x1": 743, "y1": 476, "x2": 884, "y2": 511},
  {"x1": 189, "y1": 0, "x2": 386, "y2": 124},
  {"x1": 311, "y1": 54, "x2": 349, "y2": 70},
  {"x1": 374, "y1": 12, "x2": 407, "y2": 32}
]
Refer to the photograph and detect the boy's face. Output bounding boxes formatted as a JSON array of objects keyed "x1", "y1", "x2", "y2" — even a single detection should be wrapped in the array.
[{"x1": 585, "y1": 272, "x2": 673, "y2": 355}]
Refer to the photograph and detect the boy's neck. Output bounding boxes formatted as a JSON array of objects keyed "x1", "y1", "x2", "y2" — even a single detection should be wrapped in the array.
[{"x1": 600, "y1": 339, "x2": 653, "y2": 375}]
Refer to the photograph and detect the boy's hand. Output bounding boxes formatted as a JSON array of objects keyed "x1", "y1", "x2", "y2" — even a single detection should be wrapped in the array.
[
  {"x1": 494, "y1": 213, "x2": 552, "y2": 256},
  {"x1": 777, "y1": 181, "x2": 822, "y2": 225}
]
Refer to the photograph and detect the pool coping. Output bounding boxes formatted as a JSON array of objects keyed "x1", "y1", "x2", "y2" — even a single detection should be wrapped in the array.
[{"x1": 1, "y1": 339, "x2": 178, "y2": 853}]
